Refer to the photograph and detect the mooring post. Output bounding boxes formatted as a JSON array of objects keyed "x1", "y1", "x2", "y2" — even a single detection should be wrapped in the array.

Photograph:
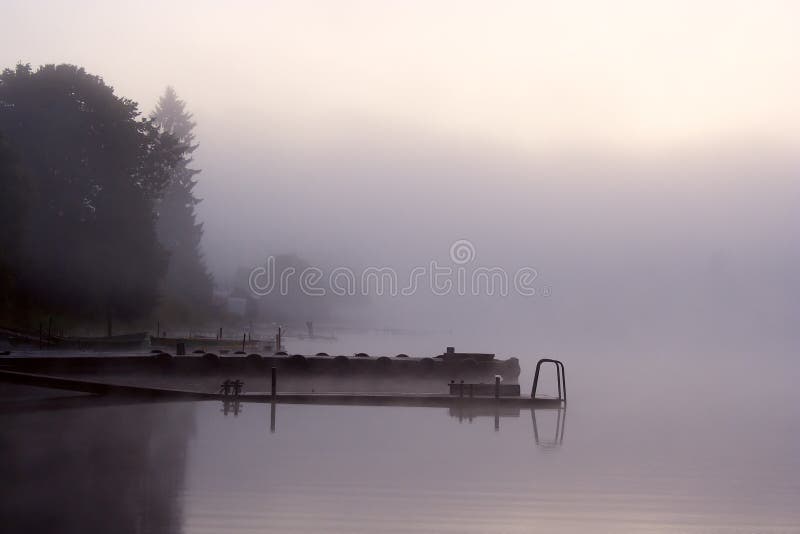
[
  {"x1": 495, "y1": 375, "x2": 501, "y2": 399},
  {"x1": 469, "y1": 384, "x2": 474, "y2": 398},
  {"x1": 176, "y1": 342, "x2": 185, "y2": 356},
  {"x1": 270, "y1": 402, "x2": 276, "y2": 433},
  {"x1": 219, "y1": 327, "x2": 223, "y2": 341},
  {"x1": 156, "y1": 320, "x2": 160, "y2": 338},
  {"x1": 242, "y1": 333, "x2": 246, "y2": 352},
  {"x1": 271, "y1": 367, "x2": 277, "y2": 401},
  {"x1": 459, "y1": 379, "x2": 464, "y2": 398}
]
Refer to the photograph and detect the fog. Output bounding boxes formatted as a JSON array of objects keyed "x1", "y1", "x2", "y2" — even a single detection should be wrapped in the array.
[
  {"x1": 4, "y1": 3, "x2": 800, "y2": 533},
  {"x1": 3, "y1": 1, "x2": 796, "y2": 354},
  {"x1": 194, "y1": 129, "x2": 798, "y2": 362},
  {"x1": 196, "y1": 127, "x2": 798, "y2": 348}
]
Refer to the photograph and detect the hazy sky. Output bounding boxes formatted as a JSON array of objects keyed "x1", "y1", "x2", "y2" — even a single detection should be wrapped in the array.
[
  {"x1": 2, "y1": 1, "x2": 798, "y2": 341},
  {"x1": 3, "y1": 0, "x2": 800, "y2": 152}
]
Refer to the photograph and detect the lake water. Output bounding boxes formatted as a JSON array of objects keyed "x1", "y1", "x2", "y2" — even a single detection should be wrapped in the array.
[{"x1": 1, "y1": 331, "x2": 798, "y2": 533}]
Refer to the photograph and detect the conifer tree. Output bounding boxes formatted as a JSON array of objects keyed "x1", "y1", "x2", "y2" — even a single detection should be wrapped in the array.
[{"x1": 150, "y1": 87, "x2": 214, "y2": 321}]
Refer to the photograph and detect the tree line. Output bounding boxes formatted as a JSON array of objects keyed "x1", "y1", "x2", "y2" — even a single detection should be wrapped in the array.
[{"x1": 0, "y1": 63, "x2": 214, "y2": 329}]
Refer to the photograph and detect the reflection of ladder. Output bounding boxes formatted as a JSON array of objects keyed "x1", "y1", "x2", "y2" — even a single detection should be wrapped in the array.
[
  {"x1": 530, "y1": 358, "x2": 566, "y2": 404},
  {"x1": 531, "y1": 407, "x2": 566, "y2": 448}
]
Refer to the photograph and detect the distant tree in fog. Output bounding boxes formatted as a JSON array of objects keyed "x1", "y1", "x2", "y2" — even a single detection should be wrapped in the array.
[
  {"x1": 150, "y1": 86, "x2": 215, "y2": 322},
  {"x1": 0, "y1": 64, "x2": 182, "y2": 324}
]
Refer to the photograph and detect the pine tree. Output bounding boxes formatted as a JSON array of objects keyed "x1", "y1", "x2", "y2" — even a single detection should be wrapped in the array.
[{"x1": 150, "y1": 87, "x2": 215, "y2": 322}]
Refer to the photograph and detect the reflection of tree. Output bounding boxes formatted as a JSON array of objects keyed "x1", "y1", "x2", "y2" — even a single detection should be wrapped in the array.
[{"x1": 0, "y1": 401, "x2": 195, "y2": 534}]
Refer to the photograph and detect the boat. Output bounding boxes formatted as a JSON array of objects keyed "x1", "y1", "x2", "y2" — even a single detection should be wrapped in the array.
[
  {"x1": 54, "y1": 332, "x2": 148, "y2": 349},
  {"x1": 150, "y1": 336, "x2": 276, "y2": 351},
  {"x1": 7, "y1": 330, "x2": 147, "y2": 350}
]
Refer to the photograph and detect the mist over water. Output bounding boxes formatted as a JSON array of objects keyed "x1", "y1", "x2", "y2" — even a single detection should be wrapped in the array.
[
  {"x1": 198, "y1": 133, "x2": 798, "y2": 360},
  {"x1": 1, "y1": 1, "x2": 799, "y2": 532},
  {"x1": 3, "y1": 361, "x2": 798, "y2": 534}
]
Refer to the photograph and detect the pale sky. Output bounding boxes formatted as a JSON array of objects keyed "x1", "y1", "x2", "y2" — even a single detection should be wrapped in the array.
[{"x1": 3, "y1": 0, "x2": 800, "y2": 153}]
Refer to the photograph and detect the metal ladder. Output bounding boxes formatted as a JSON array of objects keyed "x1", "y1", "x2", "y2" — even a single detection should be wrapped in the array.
[{"x1": 530, "y1": 358, "x2": 566, "y2": 404}]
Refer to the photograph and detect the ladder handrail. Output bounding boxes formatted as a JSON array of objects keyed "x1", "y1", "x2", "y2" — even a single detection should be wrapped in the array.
[{"x1": 531, "y1": 358, "x2": 566, "y2": 404}]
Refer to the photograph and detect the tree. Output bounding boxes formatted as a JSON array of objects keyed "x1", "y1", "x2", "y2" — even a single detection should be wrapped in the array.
[
  {"x1": 0, "y1": 133, "x2": 28, "y2": 320},
  {"x1": 150, "y1": 87, "x2": 214, "y2": 322},
  {"x1": 0, "y1": 63, "x2": 182, "y2": 324}
]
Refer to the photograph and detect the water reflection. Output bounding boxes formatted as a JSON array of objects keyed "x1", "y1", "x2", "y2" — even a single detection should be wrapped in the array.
[
  {"x1": 445, "y1": 403, "x2": 566, "y2": 440},
  {"x1": 221, "y1": 399, "x2": 242, "y2": 417},
  {"x1": 531, "y1": 407, "x2": 566, "y2": 449},
  {"x1": 0, "y1": 400, "x2": 194, "y2": 534},
  {"x1": 3, "y1": 393, "x2": 798, "y2": 534},
  {"x1": 214, "y1": 398, "x2": 566, "y2": 445}
]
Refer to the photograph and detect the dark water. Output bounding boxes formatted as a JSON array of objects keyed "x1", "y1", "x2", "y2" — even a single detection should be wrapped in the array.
[{"x1": 1, "y1": 332, "x2": 798, "y2": 533}]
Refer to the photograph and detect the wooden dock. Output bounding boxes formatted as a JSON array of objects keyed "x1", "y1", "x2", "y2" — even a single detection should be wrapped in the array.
[{"x1": 0, "y1": 369, "x2": 564, "y2": 409}]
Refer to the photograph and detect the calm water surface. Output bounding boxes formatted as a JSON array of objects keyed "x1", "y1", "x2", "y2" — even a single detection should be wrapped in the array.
[{"x1": 1, "y1": 332, "x2": 798, "y2": 533}]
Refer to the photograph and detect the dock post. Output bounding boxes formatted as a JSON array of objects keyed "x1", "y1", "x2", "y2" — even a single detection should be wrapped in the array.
[
  {"x1": 459, "y1": 379, "x2": 464, "y2": 398},
  {"x1": 469, "y1": 384, "x2": 473, "y2": 398},
  {"x1": 270, "y1": 401, "x2": 276, "y2": 433},
  {"x1": 176, "y1": 342, "x2": 185, "y2": 356},
  {"x1": 495, "y1": 376, "x2": 500, "y2": 399},
  {"x1": 271, "y1": 367, "x2": 277, "y2": 401},
  {"x1": 156, "y1": 320, "x2": 160, "y2": 338},
  {"x1": 242, "y1": 333, "x2": 246, "y2": 352}
]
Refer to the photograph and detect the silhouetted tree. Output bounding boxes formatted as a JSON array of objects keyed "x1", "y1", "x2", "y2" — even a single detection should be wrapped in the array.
[
  {"x1": 0, "y1": 133, "x2": 28, "y2": 319},
  {"x1": 0, "y1": 64, "x2": 182, "y2": 324},
  {"x1": 150, "y1": 87, "x2": 215, "y2": 322}
]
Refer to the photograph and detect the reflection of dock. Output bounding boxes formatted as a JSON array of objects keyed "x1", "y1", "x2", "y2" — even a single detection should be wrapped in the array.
[
  {"x1": 0, "y1": 386, "x2": 566, "y2": 447},
  {"x1": 446, "y1": 403, "x2": 566, "y2": 442},
  {"x1": 0, "y1": 361, "x2": 567, "y2": 445}
]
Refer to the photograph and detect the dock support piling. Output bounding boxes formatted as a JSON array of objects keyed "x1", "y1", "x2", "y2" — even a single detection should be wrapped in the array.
[
  {"x1": 271, "y1": 367, "x2": 277, "y2": 401},
  {"x1": 495, "y1": 376, "x2": 500, "y2": 399}
]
